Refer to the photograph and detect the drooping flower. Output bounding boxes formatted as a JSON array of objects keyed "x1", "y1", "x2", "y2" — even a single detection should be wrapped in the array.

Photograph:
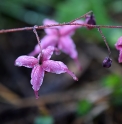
[
  {"x1": 29, "y1": 19, "x2": 84, "y2": 69},
  {"x1": 15, "y1": 46, "x2": 78, "y2": 99},
  {"x1": 115, "y1": 36, "x2": 122, "y2": 63}
]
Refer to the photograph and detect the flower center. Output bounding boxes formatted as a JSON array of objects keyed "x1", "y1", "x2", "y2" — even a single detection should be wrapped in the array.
[{"x1": 38, "y1": 54, "x2": 43, "y2": 65}]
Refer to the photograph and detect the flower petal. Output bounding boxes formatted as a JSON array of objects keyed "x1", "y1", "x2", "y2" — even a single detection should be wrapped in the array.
[
  {"x1": 58, "y1": 36, "x2": 78, "y2": 59},
  {"x1": 28, "y1": 35, "x2": 57, "y2": 56},
  {"x1": 15, "y1": 55, "x2": 38, "y2": 68},
  {"x1": 60, "y1": 20, "x2": 84, "y2": 36},
  {"x1": 115, "y1": 36, "x2": 122, "y2": 51},
  {"x1": 42, "y1": 46, "x2": 54, "y2": 61},
  {"x1": 66, "y1": 69, "x2": 78, "y2": 81},
  {"x1": 43, "y1": 19, "x2": 59, "y2": 35},
  {"x1": 43, "y1": 60, "x2": 67, "y2": 74},
  {"x1": 43, "y1": 19, "x2": 58, "y2": 26},
  {"x1": 31, "y1": 65, "x2": 45, "y2": 98},
  {"x1": 42, "y1": 60, "x2": 78, "y2": 80},
  {"x1": 41, "y1": 35, "x2": 58, "y2": 49},
  {"x1": 118, "y1": 50, "x2": 122, "y2": 63}
]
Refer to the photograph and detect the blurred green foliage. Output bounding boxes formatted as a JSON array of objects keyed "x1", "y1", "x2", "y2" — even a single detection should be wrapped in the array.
[
  {"x1": 0, "y1": 0, "x2": 57, "y2": 27},
  {"x1": 55, "y1": 0, "x2": 122, "y2": 47},
  {"x1": 101, "y1": 74, "x2": 122, "y2": 106},
  {"x1": 77, "y1": 100, "x2": 92, "y2": 116},
  {"x1": 102, "y1": 74, "x2": 121, "y2": 88}
]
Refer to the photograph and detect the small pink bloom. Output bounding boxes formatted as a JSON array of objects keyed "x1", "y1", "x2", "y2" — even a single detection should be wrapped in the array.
[
  {"x1": 115, "y1": 36, "x2": 122, "y2": 51},
  {"x1": 29, "y1": 19, "x2": 84, "y2": 68},
  {"x1": 115, "y1": 36, "x2": 122, "y2": 63},
  {"x1": 15, "y1": 46, "x2": 78, "y2": 99}
]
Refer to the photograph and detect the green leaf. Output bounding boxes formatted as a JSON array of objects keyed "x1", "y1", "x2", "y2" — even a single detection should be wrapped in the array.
[
  {"x1": 101, "y1": 74, "x2": 121, "y2": 88},
  {"x1": 55, "y1": 0, "x2": 90, "y2": 22},
  {"x1": 110, "y1": 1, "x2": 122, "y2": 13},
  {"x1": 77, "y1": 100, "x2": 92, "y2": 116}
]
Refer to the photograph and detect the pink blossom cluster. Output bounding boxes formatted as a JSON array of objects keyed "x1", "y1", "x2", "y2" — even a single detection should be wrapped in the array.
[
  {"x1": 15, "y1": 46, "x2": 78, "y2": 99},
  {"x1": 29, "y1": 19, "x2": 84, "y2": 68},
  {"x1": 15, "y1": 19, "x2": 85, "y2": 99},
  {"x1": 14, "y1": 14, "x2": 122, "y2": 99}
]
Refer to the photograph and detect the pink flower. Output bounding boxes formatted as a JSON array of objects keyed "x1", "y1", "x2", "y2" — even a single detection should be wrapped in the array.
[
  {"x1": 15, "y1": 46, "x2": 78, "y2": 99},
  {"x1": 29, "y1": 19, "x2": 84, "y2": 68},
  {"x1": 115, "y1": 36, "x2": 122, "y2": 51},
  {"x1": 115, "y1": 36, "x2": 122, "y2": 63}
]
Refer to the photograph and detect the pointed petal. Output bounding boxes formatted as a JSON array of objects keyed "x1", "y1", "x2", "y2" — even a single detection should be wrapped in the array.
[
  {"x1": 60, "y1": 20, "x2": 84, "y2": 36},
  {"x1": 42, "y1": 60, "x2": 78, "y2": 80},
  {"x1": 115, "y1": 36, "x2": 122, "y2": 51},
  {"x1": 43, "y1": 19, "x2": 59, "y2": 35},
  {"x1": 34, "y1": 91, "x2": 39, "y2": 99},
  {"x1": 118, "y1": 50, "x2": 122, "y2": 63},
  {"x1": 41, "y1": 35, "x2": 58, "y2": 49},
  {"x1": 15, "y1": 55, "x2": 38, "y2": 68},
  {"x1": 43, "y1": 60, "x2": 67, "y2": 74},
  {"x1": 31, "y1": 65, "x2": 45, "y2": 93},
  {"x1": 58, "y1": 36, "x2": 78, "y2": 59},
  {"x1": 66, "y1": 69, "x2": 78, "y2": 81},
  {"x1": 42, "y1": 46, "x2": 54, "y2": 61}
]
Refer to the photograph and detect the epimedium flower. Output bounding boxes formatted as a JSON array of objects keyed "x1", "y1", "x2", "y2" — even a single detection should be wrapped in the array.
[
  {"x1": 115, "y1": 36, "x2": 122, "y2": 63},
  {"x1": 15, "y1": 46, "x2": 78, "y2": 99},
  {"x1": 29, "y1": 19, "x2": 84, "y2": 69}
]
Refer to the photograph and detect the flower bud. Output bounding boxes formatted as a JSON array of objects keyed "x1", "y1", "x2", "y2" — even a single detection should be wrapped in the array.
[
  {"x1": 102, "y1": 57, "x2": 112, "y2": 68},
  {"x1": 85, "y1": 13, "x2": 96, "y2": 29}
]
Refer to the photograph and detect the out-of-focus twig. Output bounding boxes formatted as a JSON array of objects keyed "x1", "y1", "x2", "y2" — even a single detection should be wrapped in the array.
[
  {"x1": 0, "y1": 83, "x2": 112, "y2": 108},
  {"x1": 0, "y1": 83, "x2": 21, "y2": 105}
]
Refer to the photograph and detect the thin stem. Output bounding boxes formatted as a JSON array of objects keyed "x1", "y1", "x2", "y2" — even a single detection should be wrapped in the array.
[
  {"x1": 69, "y1": 10, "x2": 93, "y2": 23},
  {"x1": 33, "y1": 25, "x2": 42, "y2": 55},
  {"x1": 98, "y1": 28, "x2": 111, "y2": 56},
  {"x1": 0, "y1": 23, "x2": 122, "y2": 34}
]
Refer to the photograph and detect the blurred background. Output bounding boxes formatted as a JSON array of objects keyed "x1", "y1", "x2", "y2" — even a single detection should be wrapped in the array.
[{"x1": 0, "y1": 0, "x2": 122, "y2": 124}]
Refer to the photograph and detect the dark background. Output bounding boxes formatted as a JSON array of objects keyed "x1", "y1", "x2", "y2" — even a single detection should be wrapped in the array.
[{"x1": 0, "y1": 0, "x2": 122, "y2": 124}]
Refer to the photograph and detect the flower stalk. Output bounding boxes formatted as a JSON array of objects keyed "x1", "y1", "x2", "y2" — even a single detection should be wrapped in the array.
[
  {"x1": 0, "y1": 22, "x2": 122, "y2": 34},
  {"x1": 33, "y1": 25, "x2": 42, "y2": 56},
  {"x1": 97, "y1": 27, "x2": 111, "y2": 57}
]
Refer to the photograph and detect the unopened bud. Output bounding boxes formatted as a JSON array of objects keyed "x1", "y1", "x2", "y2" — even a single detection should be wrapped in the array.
[
  {"x1": 85, "y1": 13, "x2": 96, "y2": 29},
  {"x1": 102, "y1": 57, "x2": 112, "y2": 68}
]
